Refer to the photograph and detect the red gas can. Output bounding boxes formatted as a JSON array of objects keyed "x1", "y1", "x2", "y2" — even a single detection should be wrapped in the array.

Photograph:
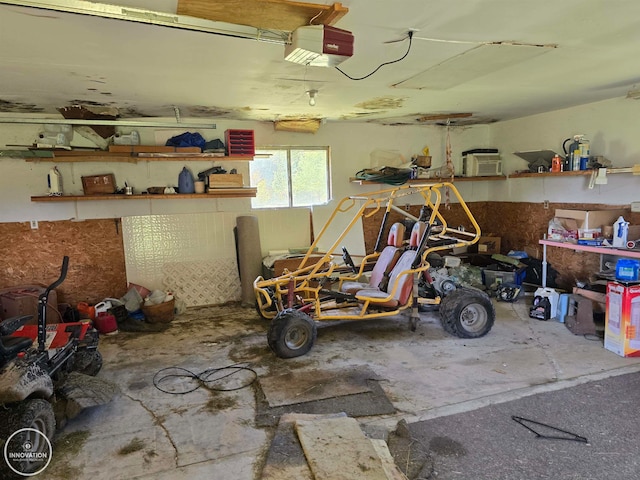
[{"x1": 94, "y1": 312, "x2": 118, "y2": 335}]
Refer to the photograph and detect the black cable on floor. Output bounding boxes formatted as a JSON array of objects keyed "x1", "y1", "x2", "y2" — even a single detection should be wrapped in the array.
[{"x1": 153, "y1": 364, "x2": 257, "y2": 395}]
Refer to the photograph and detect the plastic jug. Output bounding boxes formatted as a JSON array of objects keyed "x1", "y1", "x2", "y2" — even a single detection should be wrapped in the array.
[
  {"x1": 178, "y1": 166, "x2": 195, "y2": 194},
  {"x1": 613, "y1": 216, "x2": 629, "y2": 248},
  {"x1": 48, "y1": 166, "x2": 62, "y2": 196},
  {"x1": 94, "y1": 300, "x2": 113, "y2": 316},
  {"x1": 533, "y1": 287, "x2": 560, "y2": 319}
]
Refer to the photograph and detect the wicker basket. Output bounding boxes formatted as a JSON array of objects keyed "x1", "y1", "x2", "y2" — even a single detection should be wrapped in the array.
[{"x1": 142, "y1": 298, "x2": 175, "y2": 324}]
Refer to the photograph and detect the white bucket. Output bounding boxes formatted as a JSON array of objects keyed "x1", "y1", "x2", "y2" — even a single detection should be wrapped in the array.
[{"x1": 534, "y1": 287, "x2": 560, "y2": 319}]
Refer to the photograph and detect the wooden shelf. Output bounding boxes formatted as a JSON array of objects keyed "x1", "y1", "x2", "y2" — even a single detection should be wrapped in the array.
[
  {"x1": 23, "y1": 151, "x2": 253, "y2": 163},
  {"x1": 509, "y1": 170, "x2": 592, "y2": 179},
  {"x1": 31, "y1": 188, "x2": 257, "y2": 202},
  {"x1": 350, "y1": 175, "x2": 506, "y2": 185},
  {"x1": 510, "y1": 167, "x2": 639, "y2": 179}
]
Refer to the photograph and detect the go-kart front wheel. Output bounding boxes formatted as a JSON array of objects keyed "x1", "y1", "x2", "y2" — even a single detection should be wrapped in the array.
[
  {"x1": 439, "y1": 287, "x2": 495, "y2": 338},
  {"x1": 267, "y1": 309, "x2": 317, "y2": 358}
]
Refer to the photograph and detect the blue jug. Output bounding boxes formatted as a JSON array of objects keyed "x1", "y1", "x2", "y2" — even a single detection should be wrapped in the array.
[{"x1": 178, "y1": 166, "x2": 195, "y2": 193}]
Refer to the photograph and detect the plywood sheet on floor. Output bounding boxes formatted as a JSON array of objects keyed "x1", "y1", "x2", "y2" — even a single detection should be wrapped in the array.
[
  {"x1": 370, "y1": 439, "x2": 409, "y2": 480},
  {"x1": 259, "y1": 366, "x2": 373, "y2": 407},
  {"x1": 255, "y1": 367, "x2": 394, "y2": 427},
  {"x1": 295, "y1": 416, "x2": 388, "y2": 480},
  {"x1": 261, "y1": 412, "x2": 346, "y2": 480}
]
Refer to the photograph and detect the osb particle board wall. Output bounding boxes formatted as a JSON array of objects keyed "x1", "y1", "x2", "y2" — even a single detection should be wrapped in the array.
[
  {"x1": 363, "y1": 201, "x2": 640, "y2": 290},
  {"x1": 0, "y1": 219, "x2": 127, "y2": 307}
]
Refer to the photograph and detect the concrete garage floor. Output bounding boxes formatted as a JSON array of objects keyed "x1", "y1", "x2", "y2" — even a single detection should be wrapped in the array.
[{"x1": 38, "y1": 299, "x2": 640, "y2": 480}]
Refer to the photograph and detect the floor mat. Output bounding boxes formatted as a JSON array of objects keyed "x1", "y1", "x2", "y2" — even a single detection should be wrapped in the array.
[
  {"x1": 255, "y1": 366, "x2": 395, "y2": 427},
  {"x1": 388, "y1": 371, "x2": 640, "y2": 480}
]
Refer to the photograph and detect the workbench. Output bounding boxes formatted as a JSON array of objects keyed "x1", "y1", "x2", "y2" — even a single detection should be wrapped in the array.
[{"x1": 539, "y1": 239, "x2": 640, "y2": 287}]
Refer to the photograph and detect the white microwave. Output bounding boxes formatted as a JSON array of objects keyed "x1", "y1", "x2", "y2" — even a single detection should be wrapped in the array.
[{"x1": 462, "y1": 153, "x2": 502, "y2": 177}]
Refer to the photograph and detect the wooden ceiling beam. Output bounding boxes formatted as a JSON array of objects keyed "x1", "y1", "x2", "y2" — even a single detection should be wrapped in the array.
[{"x1": 176, "y1": 0, "x2": 348, "y2": 32}]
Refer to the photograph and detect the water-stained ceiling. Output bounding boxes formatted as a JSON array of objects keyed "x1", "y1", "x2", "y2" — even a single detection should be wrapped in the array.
[{"x1": 1, "y1": 0, "x2": 640, "y2": 127}]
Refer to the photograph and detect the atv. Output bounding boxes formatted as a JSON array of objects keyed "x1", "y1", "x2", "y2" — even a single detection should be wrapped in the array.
[
  {"x1": 254, "y1": 182, "x2": 495, "y2": 358},
  {"x1": 0, "y1": 257, "x2": 115, "y2": 477}
]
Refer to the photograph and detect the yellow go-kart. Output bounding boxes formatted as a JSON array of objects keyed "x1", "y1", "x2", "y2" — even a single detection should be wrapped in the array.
[{"x1": 254, "y1": 182, "x2": 495, "y2": 358}]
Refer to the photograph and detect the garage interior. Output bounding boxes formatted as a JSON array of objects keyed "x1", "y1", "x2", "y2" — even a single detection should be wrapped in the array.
[{"x1": 2, "y1": 1, "x2": 640, "y2": 479}]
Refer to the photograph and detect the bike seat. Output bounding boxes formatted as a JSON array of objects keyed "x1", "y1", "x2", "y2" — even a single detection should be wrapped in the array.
[
  {"x1": 0, "y1": 315, "x2": 33, "y2": 336},
  {"x1": 0, "y1": 335, "x2": 33, "y2": 363}
]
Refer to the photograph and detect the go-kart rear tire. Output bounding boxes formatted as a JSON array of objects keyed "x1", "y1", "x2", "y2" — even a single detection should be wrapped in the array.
[
  {"x1": 267, "y1": 309, "x2": 317, "y2": 358},
  {"x1": 0, "y1": 399, "x2": 55, "y2": 477},
  {"x1": 439, "y1": 287, "x2": 495, "y2": 338}
]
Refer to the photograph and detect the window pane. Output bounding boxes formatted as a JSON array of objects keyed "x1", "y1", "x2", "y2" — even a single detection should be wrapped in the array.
[
  {"x1": 291, "y1": 149, "x2": 329, "y2": 207},
  {"x1": 250, "y1": 150, "x2": 289, "y2": 208}
]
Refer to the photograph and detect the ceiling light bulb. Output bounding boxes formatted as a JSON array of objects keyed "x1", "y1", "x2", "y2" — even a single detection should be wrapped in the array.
[{"x1": 307, "y1": 89, "x2": 318, "y2": 106}]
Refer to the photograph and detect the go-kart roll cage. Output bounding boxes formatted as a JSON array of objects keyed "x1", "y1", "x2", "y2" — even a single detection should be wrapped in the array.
[{"x1": 254, "y1": 182, "x2": 481, "y2": 321}]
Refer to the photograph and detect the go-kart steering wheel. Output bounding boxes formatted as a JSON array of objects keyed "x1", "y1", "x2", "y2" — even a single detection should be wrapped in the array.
[{"x1": 342, "y1": 246, "x2": 357, "y2": 273}]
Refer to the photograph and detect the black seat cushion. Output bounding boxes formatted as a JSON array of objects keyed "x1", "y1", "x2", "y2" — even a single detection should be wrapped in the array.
[{"x1": 0, "y1": 335, "x2": 33, "y2": 359}]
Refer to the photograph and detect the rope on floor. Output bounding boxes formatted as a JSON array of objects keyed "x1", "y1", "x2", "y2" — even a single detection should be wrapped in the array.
[{"x1": 152, "y1": 364, "x2": 257, "y2": 395}]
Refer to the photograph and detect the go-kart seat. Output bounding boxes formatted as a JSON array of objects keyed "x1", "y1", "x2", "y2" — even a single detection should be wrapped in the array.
[
  {"x1": 355, "y1": 221, "x2": 428, "y2": 308},
  {"x1": 0, "y1": 336, "x2": 33, "y2": 363},
  {"x1": 0, "y1": 314, "x2": 34, "y2": 365},
  {"x1": 340, "y1": 222, "x2": 406, "y2": 294}
]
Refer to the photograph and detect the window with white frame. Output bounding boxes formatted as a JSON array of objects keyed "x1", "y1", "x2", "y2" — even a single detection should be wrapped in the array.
[{"x1": 249, "y1": 147, "x2": 331, "y2": 208}]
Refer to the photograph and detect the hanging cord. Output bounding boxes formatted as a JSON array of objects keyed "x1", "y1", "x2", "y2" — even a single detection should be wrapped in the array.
[
  {"x1": 444, "y1": 120, "x2": 454, "y2": 208},
  {"x1": 153, "y1": 364, "x2": 257, "y2": 395},
  {"x1": 336, "y1": 31, "x2": 414, "y2": 81}
]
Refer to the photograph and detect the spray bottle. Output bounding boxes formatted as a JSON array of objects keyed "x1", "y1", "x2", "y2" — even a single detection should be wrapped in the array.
[{"x1": 48, "y1": 166, "x2": 62, "y2": 196}]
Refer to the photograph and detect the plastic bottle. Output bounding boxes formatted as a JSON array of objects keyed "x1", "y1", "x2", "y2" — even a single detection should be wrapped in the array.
[
  {"x1": 613, "y1": 216, "x2": 629, "y2": 248},
  {"x1": 178, "y1": 166, "x2": 195, "y2": 193},
  {"x1": 551, "y1": 155, "x2": 562, "y2": 173},
  {"x1": 48, "y1": 166, "x2": 62, "y2": 196},
  {"x1": 572, "y1": 149, "x2": 581, "y2": 171}
]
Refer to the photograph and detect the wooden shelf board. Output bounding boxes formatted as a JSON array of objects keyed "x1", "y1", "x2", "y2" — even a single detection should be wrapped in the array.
[
  {"x1": 24, "y1": 151, "x2": 253, "y2": 162},
  {"x1": 509, "y1": 170, "x2": 593, "y2": 178},
  {"x1": 350, "y1": 175, "x2": 506, "y2": 185},
  {"x1": 31, "y1": 188, "x2": 257, "y2": 202},
  {"x1": 510, "y1": 167, "x2": 639, "y2": 178}
]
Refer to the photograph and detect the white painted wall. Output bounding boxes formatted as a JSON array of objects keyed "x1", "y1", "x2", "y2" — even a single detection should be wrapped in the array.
[
  {"x1": 8, "y1": 95, "x2": 639, "y2": 262},
  {"x1": 0, "y1": 119, "x2": 492, "y2": 257},
  {"x1": 489, "y1": 96, "x2": 640, "y2": 205}
]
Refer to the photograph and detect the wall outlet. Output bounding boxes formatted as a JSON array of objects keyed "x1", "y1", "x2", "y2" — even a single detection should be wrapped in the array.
[
  {"x1": 30, "y1": 220, "x2": 38, "y2": 229},
  {"x1": 632, "y1": 201, "x2": 640, "y2": 213},
  {"x1": 543, "y1": 200, "x2": 549, "y2": 209}
]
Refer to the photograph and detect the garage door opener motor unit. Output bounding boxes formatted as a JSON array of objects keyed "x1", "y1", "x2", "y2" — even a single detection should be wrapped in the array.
[{"x1": 285, "y1": 25, "x2": 354, "y2": 67}]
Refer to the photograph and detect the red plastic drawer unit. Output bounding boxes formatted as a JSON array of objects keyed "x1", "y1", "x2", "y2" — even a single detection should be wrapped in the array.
[{"x1": 225, "y1": 129, "x2": 255, "y2": 156}]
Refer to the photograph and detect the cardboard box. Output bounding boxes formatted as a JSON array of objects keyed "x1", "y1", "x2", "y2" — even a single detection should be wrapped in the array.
[
  {"x1": 0, "y1": 286, "x2": 58, "y2": 324},
  {"x1": 477, "y1": 236, "x2": 501, "y2": 254},
  {"x1": 555, "y1": 208, "x2": 626, "y2": 238},
  {"x1": 82, "y1": 174, "x2": 116, "y2": 194},
  {"x1": 208, "y1": 173, "x2": 243, "y2": 189},
  {"x1": 604, "y1": 281, "x2": 640, "y2": 357},
  {"x1": 272, "y1": 255, "x2": 327, "y2": 276}
]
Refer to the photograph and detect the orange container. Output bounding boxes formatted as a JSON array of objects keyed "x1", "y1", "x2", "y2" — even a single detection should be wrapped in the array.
[{"x1": 77, "y1": 302, "x2": 96, "y2": 320}]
